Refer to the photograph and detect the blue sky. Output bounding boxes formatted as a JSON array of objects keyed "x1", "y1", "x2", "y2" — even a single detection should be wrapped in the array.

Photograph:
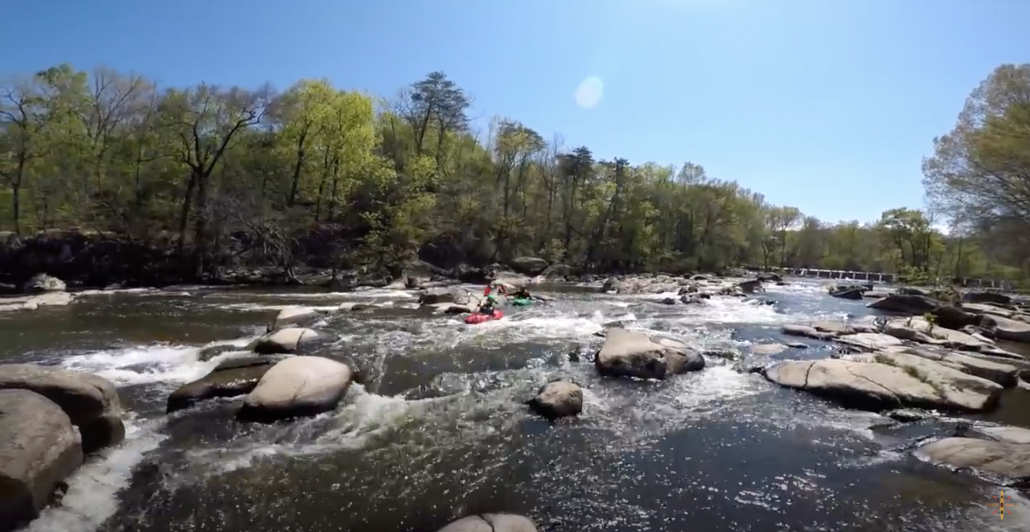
[{"x1": 4, "y1": 0, "x2": 1028, "y2": 224}]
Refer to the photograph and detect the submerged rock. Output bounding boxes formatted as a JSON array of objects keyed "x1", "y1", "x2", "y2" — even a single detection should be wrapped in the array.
[
  {"x1": 917, "y1": 437, "x2": 1030, "y2": 484},
  {"x1": 250, "y1": 327, "x2": 320, "y2": 354},
  {"x1": 526, "y1": 380, "x2": 583, "y2": 420},
  {"x1": 167, "y1": 356, "x2": 281, "y2": 413},
  {"x1": 237, "y1": 356, "x2": 354, "y2": 423},
  {"x1": 763, "y1": 357, "x2": 1001, "y2": 412},
  {"x1": 436, "y1": 514, "x2": 538, "y2": 532},
  {"x1": 750, "y1": 343, "x2": 788, "y2": 356},
  {"x1": 781, "y1": 324, "x2": 835, "y2": 341},
  {"x1": 594, "y1": 328, "x2": 705, "y2": 380},
  {"x1": 0, "y1": 389, "x2": 83, "y2": 532}
]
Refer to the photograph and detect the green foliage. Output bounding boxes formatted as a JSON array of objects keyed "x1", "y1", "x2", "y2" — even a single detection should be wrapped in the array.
[{"x1": 0, "y1": 63, "x2": 1028, "y2": 282}]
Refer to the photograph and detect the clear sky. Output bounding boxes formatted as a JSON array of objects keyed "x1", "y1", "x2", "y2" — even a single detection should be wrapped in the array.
[{"x1": 3, "y1": 0, "x2": 1028, "y2": 224}]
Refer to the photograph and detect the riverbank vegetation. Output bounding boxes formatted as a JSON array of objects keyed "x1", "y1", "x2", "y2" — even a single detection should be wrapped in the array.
[{"x1": 0, "y1": 63, "x2": 1027, "y2": 283}]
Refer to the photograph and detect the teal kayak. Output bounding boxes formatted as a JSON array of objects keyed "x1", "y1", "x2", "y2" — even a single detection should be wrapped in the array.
[{"x1": 511, "y1": 297, "x2": 534, "y2": 307}]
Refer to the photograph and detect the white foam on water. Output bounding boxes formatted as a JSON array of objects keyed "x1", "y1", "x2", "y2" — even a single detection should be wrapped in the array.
[
  {"x1": 58, "y1": 337, "x2": 256, "y2": 386},
  {"x1": 239, "y1": 289, "x2": 416, "y2": 300},
  {"x1": 219, "y1": 302, "x2": 339, "y2": 312},
  {"x1": 26, "y1": 419, "x2": 168, "y2": 532}
]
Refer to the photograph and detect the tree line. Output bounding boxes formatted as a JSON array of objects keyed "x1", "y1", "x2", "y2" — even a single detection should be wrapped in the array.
[{"x1": 0, "y1": 63, "x2": 1027, "y2": 284}]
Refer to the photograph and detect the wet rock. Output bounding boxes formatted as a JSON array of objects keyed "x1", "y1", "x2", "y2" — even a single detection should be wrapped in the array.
[
  {"x1": 781, "y1": 324, "x2": 835, "y2": 341},
  {"x1": 763, "y1": 357, "x2": 1001, "y2": 412},
  {"x1": 679, "y1": 294, "x2": 704, "y2": 305},
  {"x1": 78, "y1": 412, "x2": 126, "y2": 455},
  {"x1": 526, "y1": 380, "x2": 583, "y2": 420},
  {"x1": 962, "y1": 291, "x2": 1012, "y2": 305},
  {"x1": 757, "y1": 272, "x2": 781, "y2": 282},
  {"x1": 0, "y1": 291, "x2": 75, "y2": 312},
  {"x1": 786, "y1": 342, "x2": 809, "y2": 349},
  {"x1": 436, "y1": 514, "x2": 538, "y2": 532},
  {"x1": 886, "y1": 409, "x2": 926, "y2": 422},
  {"x1": 678, "y1": 284, "x2": 699, "y2": 295},
  {"x1": 0, "y1": 389, "x2": 83, "y2": 532},
  {"x1": 960, "y1": 324, "x2": 995, "y2": 340},
  {"x1": 23, "y1": 273, "x2": 66, "y2": 293},
  {"x1": 249, "y1": 327, "x2": 320, "y2": 355},
  {"x1": 864, "y1": 290, "x2": 891, "y2": 299},
  {"x1": 660, "y1": 297, "x2": 677, "y2": 305},
  {"x1": 737, "y1": 279, "x2": 764, "y2": 294},
  {"x1": 835, "y1": 332, "x2": 903, "y2": 352},
  {"x1": 960, "y1": 302, "x2": 1012, "y2": 318},
  {"x1": 751, "y1": 343, "x2": 788, "y2": 356},
  {"x1": 237, "y1": 356, "x2": 354, "y2": 423},
  {"x1": 595, "y1": 328, "x2": 705, "y2": 380},
  {"x1": 989, "y1": 315, "x2": 1030, "y2": 343},
  {"x1": 198, "y1": 343, "x2": 245, "y2": 362},
  {"x1": 271, "y1": 306, "x2": 322, "y2": 329},
  {"x1": 917, "y1": 438, "x2": 1030, "y2": 484},
  {"x1": 167, "y1": 357, "x2": 280, "y2": 413}
]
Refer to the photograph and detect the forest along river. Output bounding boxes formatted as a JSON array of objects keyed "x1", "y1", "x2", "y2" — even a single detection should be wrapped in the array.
[{"x1": 1, "y1": 280, "x2": 1029, "y2": 532}]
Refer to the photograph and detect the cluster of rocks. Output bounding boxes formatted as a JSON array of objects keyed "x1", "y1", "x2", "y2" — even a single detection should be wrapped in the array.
[
  {"x1": 0, "y1": 273, "x2": 76, "y2": 312},
  {"x1": 0, "y1": 365, "x2": 125, "y2": 532},
  {"x1": 758, "y1": 289, "x2": 1030, "y2": 486}
]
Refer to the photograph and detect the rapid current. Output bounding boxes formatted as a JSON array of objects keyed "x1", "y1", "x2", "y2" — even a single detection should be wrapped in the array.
[{"x1": 2, "y1": 279, "x2": 1029, "y2": 532}]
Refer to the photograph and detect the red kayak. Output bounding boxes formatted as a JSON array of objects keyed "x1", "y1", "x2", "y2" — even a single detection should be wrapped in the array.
[{"x1": 465, "y1": 310, "x2": 504, "y2": 324}]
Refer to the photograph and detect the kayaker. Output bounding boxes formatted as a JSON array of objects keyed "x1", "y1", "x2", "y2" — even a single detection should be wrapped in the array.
[
  {"x1": 478, "y1": 293, "x2": 500, "y2": 314},
  {"x1": 513, "y1": 286, "x2": 531, "y2": 299}
]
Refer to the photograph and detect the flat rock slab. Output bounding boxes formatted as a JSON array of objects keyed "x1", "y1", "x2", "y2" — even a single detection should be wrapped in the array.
[
  {"x1": 237, "y1": 356, "x2": 354, "y2": 423},
  {"x1": 849, "y1": 352, "x2": 1002, "y2": 410},
  {"x1": 0, "y1": 363, "x2": 120, "y2": 426},
  {"x1": 0, "y1": 389, "x2": 83, "y2": 532},
  {"x1": 764, "y1": 358, "x2": 1001, "y2": 412},
  {"x1": 436, "y1": 514, "x2": 538, "y2": 532},
  {"x1": 781, "y1": 324, "x2": 835, "y2": 341},
  {"x1": 835, "y1": 333, "x2": 903, "y2": 352},
  {"x1": 894, "y1": 347, "x2": 1020, "y2": 387},
  {"x1": 971, "y1": 425, "x2": 1030, "y2": 445},
  {"x1": 989, "y1": 315, "x2": 1030, "y2": 343},
  {"x1": 917, "y1": 437, "x2": 1030, "y2": 483},
  {"x1": 594, "y1": 328, "x2": 704, "y2": 380},
  {"x1": 167, "y1": 356, "x2": 281, "y2": 413}
]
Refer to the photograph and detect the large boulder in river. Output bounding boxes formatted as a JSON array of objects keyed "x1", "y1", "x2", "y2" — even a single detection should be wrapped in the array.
[
  {"x1": 436, "y1": 514, "x2": 538, "y2": 532},
  {"x1": 526, "y1": 380, "x2": 583, "y2": 420},
  {"x1": 917, "y1": 437, "x2": 1030, "y2": 484},
  {"x1": 595, "y1": 328, "x2": 705, "y2": 380},
  {"x1": 763, "y1": 358, "x2": 1001, "y2": 412},
  {"x1": 167, "y1": 357, "x2": 281, "y2": 413},
  {"x1": 508, "y1": 256, "x2": 549, "y2": 276},
  {"x1": 0, "y1": 363, "x2": 124, "y2": 453},
  {"x1": 867, "y1": 294, "x2": 942, "y2": 315},
  {"x1": 250, "y1": 327, "x2": 320, "y2": 355},
  {"x1": 0, "y1": 389, "x2": 83, "y2": 532},
  {"x1": 237, "y1": 356, "x2": 354, "y2": 423},
  {"x1": 23, "y1": 273, "x2": 66, "y2": 293}
]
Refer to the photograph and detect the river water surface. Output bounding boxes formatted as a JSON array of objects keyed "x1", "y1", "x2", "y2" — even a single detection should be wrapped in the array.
[{"x1": 2, "y1": 279, "x2": 1029, "y2": 532}]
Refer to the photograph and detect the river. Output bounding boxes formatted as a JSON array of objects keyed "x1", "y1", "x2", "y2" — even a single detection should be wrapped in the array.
[{"x1": 2, "y1": 279, "x2": 1028, "y2": 532}]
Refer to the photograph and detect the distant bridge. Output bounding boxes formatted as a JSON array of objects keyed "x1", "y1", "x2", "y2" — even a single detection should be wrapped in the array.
[{"x1": 752, "y1": 267, "x2": 1010, "y2": 289}]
